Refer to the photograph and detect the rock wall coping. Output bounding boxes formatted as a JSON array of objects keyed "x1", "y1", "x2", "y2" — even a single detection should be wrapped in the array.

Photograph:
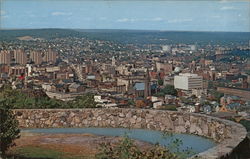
[{"x1": 13, "y1": 108, "x2": 247, "y2": 159}]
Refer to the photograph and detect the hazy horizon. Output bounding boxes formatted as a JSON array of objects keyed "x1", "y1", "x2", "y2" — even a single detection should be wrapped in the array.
[{"x1": 1, "y1": 28, "x2": 250, "y2": 33}]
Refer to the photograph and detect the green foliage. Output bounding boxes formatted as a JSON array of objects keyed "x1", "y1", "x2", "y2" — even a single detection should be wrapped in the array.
[
  {"x1": 0, "y1": 85, "x2": 97, "y2": 109},
  {"x1": 10, "y1": 146, "x2": 64, "y2": 159},
  {"x1": 0, "y1": 86, "x2": 63, "y2": 109},
  {"x1": 160, "y1": 105, "x2": 178, "y2": 111},
  {"x1": 96, "y1": 135, "x2": 139, "y2": 159},
  {"x1": 142, "y1": 144, "x2": 179, "y2": 159},
  {"x1": 0, "y1": 100, "x2": 20, "y2": 158},
  {"x1": 128, "y1": 100, "x2": 135, "y2": 106},
  {"x1": 96, "y1": 135, "x2": 142, "y2": 159},
  {"x1": 203, "y1": 101, "x2": 211, "y2": 106},
  {"x1": 162, "y1": 131, "x2": 174, "y2": 139},
  {"x1": 0, "y1": 29, "x2": 83, "y2": 41},
  {"x1": 207, "y1": 81, "x2": 214, "y2": 89},
  {"x1": 1, "y1": 29, "x2": 250, "y2": 46},
  {"x1": 67, "y1": 94, "x2": 97, "y2": 108},
  {"x1": 77, "y1": 30, "x2": 250, "y2": 46},
  {"x1": 8, "y1": 145, "x2": 94, "y2": 159},
  {"x1": 167, "y1": 138, "x2": 194, "y2": 159},
  {"x1": 161, "y1": 131, "x2": 194, "y2": 159},
  {"x1": 160, "y1": 85, "x2": 177, "y2": 96},
  {"x1": 179, "y1": 97, "x2": 193, "y2": 105},
  {"x1": 210, "y1": 90, "x2": 224, "y2": 102},
  {"x1": 96, "y1": 135, "x2": 186, "y2": 159},
  {"x1": 158, "y1": 79, "x2": 164, "y2": 86},
  {"x1": 155, "y1": 92, "x2": 165, "y2": 97}
]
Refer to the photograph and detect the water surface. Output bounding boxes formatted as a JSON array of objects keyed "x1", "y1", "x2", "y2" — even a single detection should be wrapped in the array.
[{"x1": 22, "y1": 127, "x2": 216, "y2": 155}]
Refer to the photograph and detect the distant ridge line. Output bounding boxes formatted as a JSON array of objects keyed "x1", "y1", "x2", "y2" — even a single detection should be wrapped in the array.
[{"x1": 1, "y1": 28, "x2": 250, "y2": 33}]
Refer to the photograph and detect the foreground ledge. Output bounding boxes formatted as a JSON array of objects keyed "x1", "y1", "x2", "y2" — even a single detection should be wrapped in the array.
[{"x1": 14, "y1": 108, "x2": 247, "y2": 159}]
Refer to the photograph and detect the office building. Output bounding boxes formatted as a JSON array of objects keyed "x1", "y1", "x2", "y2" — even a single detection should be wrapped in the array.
[{"x1": 174, "y1": 73, "x2": 203, "y2": 90}]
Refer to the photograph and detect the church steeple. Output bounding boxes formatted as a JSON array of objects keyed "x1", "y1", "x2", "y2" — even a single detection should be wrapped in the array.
[
  {"x1": 127, "y1": 76, "x2": 134, "y2": 95},
  {"x1": 144, "y1": 68, "x2": 151, "y2": 99}
]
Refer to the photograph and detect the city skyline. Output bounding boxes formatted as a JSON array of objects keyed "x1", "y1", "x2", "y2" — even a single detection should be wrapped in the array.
[{"x1": 0, "y1": 0, "x2": 249, "y2": 32}]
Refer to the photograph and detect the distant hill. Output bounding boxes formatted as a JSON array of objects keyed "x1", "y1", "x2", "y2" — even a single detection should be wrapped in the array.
[
  {"x1": 76, "y1": 29, "x2": 250, "y2": 45},
  {"x1": 0, "y1": 28, "x2": 82, "y2": 41},
  {"x1": 0, "y1": 28, "x2": 250, "y2": 45},
  {"x1": 16, "y1": 36, "x2": 45, "y2": 41}
]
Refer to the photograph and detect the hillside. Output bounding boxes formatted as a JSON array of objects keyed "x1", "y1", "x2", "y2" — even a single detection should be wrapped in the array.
[
  {"x1": 77, "y1": 29, "x2": 250, "y2": 45},
  {"x1": 0, "y1": 29, "x2": 250, "y2": 45},
  {"x1": 0, "y1": 28, "x2": 82, "y2": 41}
]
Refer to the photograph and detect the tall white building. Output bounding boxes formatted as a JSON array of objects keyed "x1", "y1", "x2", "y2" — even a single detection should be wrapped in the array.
[
  {"x1": 111, "y1": 56, "x2": 116, "y2": 66},
  {"x1": 162, "y1": 45, "x2": 171, "y2": 52},
  {"x1": 174, "y1": 73, "x2": 203, "y2": 90},
  {"x1": 189, "y1": 45, "x2": 197, "y2": 51}
]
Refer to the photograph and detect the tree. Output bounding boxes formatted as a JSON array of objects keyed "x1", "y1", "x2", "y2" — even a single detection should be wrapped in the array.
[
  {"x1": 158, "y1": 79, "x2": 164, "y2": 86},
  {"x1": 68, "y1": 93, "x2": 97, "y2": 108},
  {"x1": 128, "y1": 100, "x2": 135, "y2": 106},
  {"x1": 210, "y1": 90, "x2": 224, "y2": 102},
  {"x1": 162, "y1": 85, "x2": 177, "y2": 96},
  {"x1": 0, "y1": 100, "x2": 20, "y2": 158},
  {"x1": 155, "y1": 85, "x2": 177, "y2": 97},
  {"x1": 207, "y1": 81, "x2": 214, "y2": 89}
]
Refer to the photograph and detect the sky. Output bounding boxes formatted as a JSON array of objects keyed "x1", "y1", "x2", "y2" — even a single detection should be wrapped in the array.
[{"x1": 0, "y1": 0, "x2": 249, "y2": 32}]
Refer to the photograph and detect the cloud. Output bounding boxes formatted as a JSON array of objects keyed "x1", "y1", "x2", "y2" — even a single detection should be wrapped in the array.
[
  {"x1": 117, "y1": 17, "x2": 164, "y2": 23},
  {"x1": 168, "y1": 18, "x2": 193, "y2": 23},
  {"x1": 220, "y1": 6, "x2": 236, "y2": 10},
  {"x1": 117, "y1": 18, "x2": 136, "y2": 22},
  {"x1": 218, "y1": 0, "x2": 229, "y2": 4},
  {"x1": 51, "y1": 12, "x2": 72, "y2": 16},
  {"x1": 151, "y1": 17, "x2": 163, "y2": 21}
]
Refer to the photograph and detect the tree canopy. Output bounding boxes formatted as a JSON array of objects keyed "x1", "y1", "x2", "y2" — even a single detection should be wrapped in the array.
[
  {"x1": 0, "y1": 100, "x2": 20, "y2": 158},
  {"x1": 0, "y1": 85, "x2": 97, "y2": 109},
  {"x1": 156, "y1": 85, "x2": 177, "y2": 97}
]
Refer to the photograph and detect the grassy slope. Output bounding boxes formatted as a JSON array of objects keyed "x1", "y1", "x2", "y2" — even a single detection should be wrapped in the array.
[{"x1": 8, "y1": 146, "x2": 95, "y2": 159}]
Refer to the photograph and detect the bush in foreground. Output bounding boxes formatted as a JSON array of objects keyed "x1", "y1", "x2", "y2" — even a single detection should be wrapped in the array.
[{"x1": 96, "y1": 135, "x2": 180, "y2": 159}]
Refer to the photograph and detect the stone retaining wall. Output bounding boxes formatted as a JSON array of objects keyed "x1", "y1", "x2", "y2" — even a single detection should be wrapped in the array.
[{"x1": 14, "y1": 108, "x2": 247, "y2": 159}]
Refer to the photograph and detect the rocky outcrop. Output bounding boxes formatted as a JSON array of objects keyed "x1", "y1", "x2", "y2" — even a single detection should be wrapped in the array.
[{"x1": 14, "y1": 108, "x2": 247, "y2": 159}]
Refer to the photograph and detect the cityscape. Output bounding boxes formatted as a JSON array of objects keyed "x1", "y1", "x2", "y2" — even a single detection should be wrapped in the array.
[{"x1": 0, "y1": 0, "x2": 250, "y2": 159}]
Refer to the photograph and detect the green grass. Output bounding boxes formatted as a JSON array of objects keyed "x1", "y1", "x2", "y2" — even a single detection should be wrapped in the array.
[{"x1": 8, "y1": 146, "x2": 95, "y2": 159}]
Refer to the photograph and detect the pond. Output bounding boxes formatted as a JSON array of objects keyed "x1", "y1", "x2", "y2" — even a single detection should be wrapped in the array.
[{"x1": 22, "y1": 127, "x2": 216, "y2": 155}]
